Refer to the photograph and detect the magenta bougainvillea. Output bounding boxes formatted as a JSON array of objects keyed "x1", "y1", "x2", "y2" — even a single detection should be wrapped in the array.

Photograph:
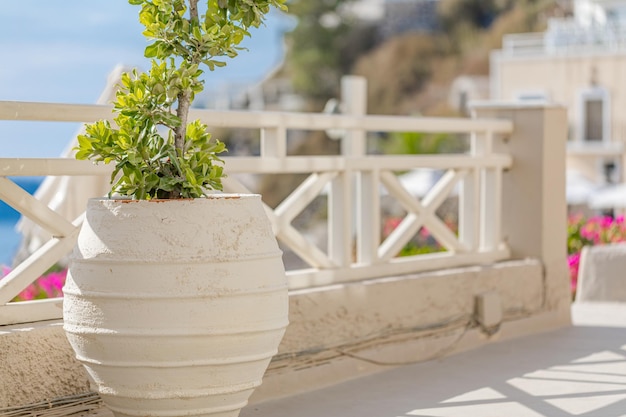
[
  {"x1": 567, "y1": 214, "x2": 626, "y2": 296},
  {"x1": 0, "y1": 266, "x2": 66, "y2": 302}
]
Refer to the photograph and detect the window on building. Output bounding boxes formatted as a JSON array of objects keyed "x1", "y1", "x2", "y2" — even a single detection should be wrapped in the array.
[
  {"x1": 584, "y1": 98, "x2": 604, "y2": 141},
  {"x1": 579, "y1": 88, "x2": 610, "y2": 144},
  {"x1": 603, "y1": 160, "x2": 618, "y2": 184}
]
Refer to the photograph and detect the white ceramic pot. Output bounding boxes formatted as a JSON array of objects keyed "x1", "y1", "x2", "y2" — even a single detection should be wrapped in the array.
[{"x1": 63, "y1": 195, "x2": 288, "y2": 417}]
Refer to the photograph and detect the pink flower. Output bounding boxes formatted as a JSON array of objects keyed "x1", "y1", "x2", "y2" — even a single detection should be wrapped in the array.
[
  {"x1": 601, "y1": 216, "x2": 614, "y2": 229},
  {"x1": 3, "y1": 266, "x2": 68, "y2": 301},
  {"x1": 567, "y1": 252, "x2": 580, "y2": 266},
  {"x1": 569, "y1": 213, "x2": 584, "y2": 223},
  {"x1": 18, "y1": 284, "x2": 39, "y2": 301},
  {"x1": 38, "y1": 272, "x2": 66, "y2": 298},
  {"x1": 580, "y1": 224, "x2": 597, "y2": 240},
  {"x1": 567, "y1": 253, "x2": 581, "y2": 294},
  {"x1": 383, "y1": 217, "x2": 402, "y2": 237}
]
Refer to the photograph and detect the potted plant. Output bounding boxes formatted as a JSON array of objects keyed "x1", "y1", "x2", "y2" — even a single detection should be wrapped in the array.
[{"x1": 62, "y1": 1, "x2": 288, "y2": 417}]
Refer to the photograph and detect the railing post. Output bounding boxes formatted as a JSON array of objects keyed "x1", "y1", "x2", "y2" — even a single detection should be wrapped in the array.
[
  {"x1": 468, "y1": 131, "x2": 503, "y2": 252},
  {"x1": 337, "y1": 76, "x2": 377, "y2": 266},
  {"x1": 459, "y1": 135, "x2": 482, "y2": 253},
  {"x1": 261, "y1": 126, "x2": 287, "y2": 158},
  {"x1": 471, "y1": 102, "x2": 571, "y2": 319},
  {"x1": 340, "y1": 76, "x2": 367, "y2": 156}
]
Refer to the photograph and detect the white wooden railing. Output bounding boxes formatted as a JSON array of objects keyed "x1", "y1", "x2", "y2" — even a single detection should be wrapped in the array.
[
  {"x1": 502, "y1": 18, "x2": 626, "y2": 57},
  {"x1": 0, "y1": 76, "x2": 514, "y2": 325}
]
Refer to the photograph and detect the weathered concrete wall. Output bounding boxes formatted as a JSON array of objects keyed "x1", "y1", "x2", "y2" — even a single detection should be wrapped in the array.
[
  {"x1": 277, "y1": 260, "x2": 544, "y2": 356},
  {"x1": 0, "y1": 259, "x2": 567, "y2": 409},
  {"x1": 254, "y1": 258, "x2": 567, "y2": 402},
  {"x1": 0, "y1": 321, "x2": 90, "y2": 408}
]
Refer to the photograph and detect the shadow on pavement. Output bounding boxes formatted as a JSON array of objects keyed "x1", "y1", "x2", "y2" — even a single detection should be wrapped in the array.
[{"x1": 242, "y1": 325, "x2": 626, "y2": 417}]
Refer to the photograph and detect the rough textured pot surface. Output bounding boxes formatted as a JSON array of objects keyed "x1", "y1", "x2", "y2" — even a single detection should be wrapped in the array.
[{"x1": 63, "y1": 195, "x2": 288, "y2": 417}]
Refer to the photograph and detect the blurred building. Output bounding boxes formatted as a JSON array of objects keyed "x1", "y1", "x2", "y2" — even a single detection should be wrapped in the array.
[
  {"x1": 379, "y1": 0, "x2": 440, "y2": 39},
  {"x1": 491, "y1": 0, "x2": 626, "y2": 191},
  {"x1": 448, "y1": 75, "x2": 490, "y2": 116}
]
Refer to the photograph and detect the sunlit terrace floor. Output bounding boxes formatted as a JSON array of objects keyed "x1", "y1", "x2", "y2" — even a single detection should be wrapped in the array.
[{"x1": 92, "y1": 302, "x2": 626, "y2": 417}]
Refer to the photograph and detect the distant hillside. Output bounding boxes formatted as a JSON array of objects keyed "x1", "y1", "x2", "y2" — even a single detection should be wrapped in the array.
[
  {"x1": 351, "y1": 0, "x2": 565, "y2": 115},
  {"x1": 281, "y1": 0, "x2": 568, "y2": 115}
]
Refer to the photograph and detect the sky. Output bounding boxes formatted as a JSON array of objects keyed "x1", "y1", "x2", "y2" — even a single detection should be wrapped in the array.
[{"x1": 0, "y1": 1, "x2": 293, "y2": 157}]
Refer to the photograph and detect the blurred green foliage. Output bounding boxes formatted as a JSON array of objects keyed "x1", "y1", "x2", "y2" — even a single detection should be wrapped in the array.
[
  {"x1": 285, "y1": 0, "x2": 377, "y2": 106},
  {"x1": 383, "y1": 131, "x2": 467, "y2": 155}
]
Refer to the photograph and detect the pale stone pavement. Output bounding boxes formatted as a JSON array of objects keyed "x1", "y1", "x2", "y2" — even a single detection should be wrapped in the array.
[
  {"x1": 90, "y1": 303, "x2": 626, "y2": 417},
  {"x1": 241, "y1": 302, "x2": 626, "y2": 417}
]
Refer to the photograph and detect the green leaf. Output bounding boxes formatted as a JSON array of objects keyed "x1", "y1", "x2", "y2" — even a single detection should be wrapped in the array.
[
  {"x1": 74, "y1": 150, "x2": 91, "y2": 161},
  {"x1": 144, "y1": 42, "x2": 160, "y2": 58},
  {"x1": 76, "y1": 134, "x2": 93, "y2": 150}
]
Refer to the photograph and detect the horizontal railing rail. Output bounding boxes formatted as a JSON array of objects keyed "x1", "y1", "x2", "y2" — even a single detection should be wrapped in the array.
[
  {"x1": 0, "y1": 77, "x2": 514, "y2": 325},
  {"x1": 502, "y1": 21, "x2": 626, "y2": 57},
  {"x1": 0, "y1": 101, "x2": 513, "y2": 133}
]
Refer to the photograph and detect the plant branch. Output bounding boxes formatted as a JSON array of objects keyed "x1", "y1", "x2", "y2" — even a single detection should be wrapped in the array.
[
  {"x1": 174, "y1": 91, "x2": 191, "y2": 152},
  {"x1": 171, "y1": 0, "x2": 201, "y2": 197},
  {"x1": 189, "y1": 0, "x2": 198, "y2": 22},
  {"x1": 174, "y1": 0, "x2": 200, "y2": 149},
  {"x1": 174, "y1": 0, "x2": 200, "y2": 147}
]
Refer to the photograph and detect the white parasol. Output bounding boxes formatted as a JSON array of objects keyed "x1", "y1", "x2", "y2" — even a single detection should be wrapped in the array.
[
  {"x1": 588, "y1": 183, "x2": 626, "y2": 209},
  {"x1": 566, "y1": 169, "x2": 601, "y2": 206}
]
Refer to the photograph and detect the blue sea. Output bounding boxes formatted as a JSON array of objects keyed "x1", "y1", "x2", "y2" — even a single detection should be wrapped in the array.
[{"x1": 0, "y1": 177, "x2": 43, "y2": 266}]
